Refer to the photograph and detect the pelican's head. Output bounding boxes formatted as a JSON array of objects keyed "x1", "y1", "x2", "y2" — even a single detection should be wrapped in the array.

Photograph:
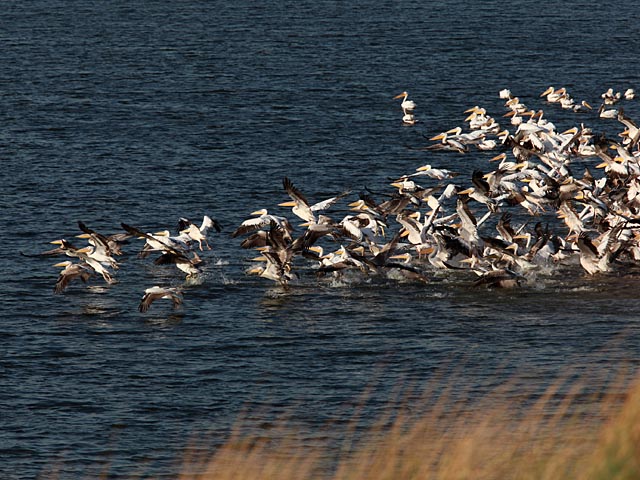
[
  {"x1": 540, "y1": 86, "x2": 555, "y2": 97},
  {"x1": 278, "y1": 200, "x2": 297, "y2": 208},
  {"x1": 75, "y1": 233, "x2": 92, "y2": 239},
  {"x1": 416, "y1": 164, "x2": 431, "y2": 172},
  {"x1": 389, "y1": 252, "x2": 412, "y2": 262},
  {"x1": 153, "y1": 230, "x2": 171, "y2": 237},
  {"x1": 393, "y1": 91, "x2": 409, "y2": 100},
  {"x1": 348, "y1": 199, "x2": 366, "y2": 210},
  {"x1": 250, "y1": 208, "x2": 268, "y2": 216},
  {"x1": 307, "y1": 245, "x2": 325, "y2": 258}
]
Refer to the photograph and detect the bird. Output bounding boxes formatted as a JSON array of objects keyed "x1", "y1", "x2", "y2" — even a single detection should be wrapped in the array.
[
  {"x1": 393, "y1": 91, "x2": 416, "y2": 113},
  {"x1": 278, "y1": 177, "x2": 349, "y2": 224},
  {"x1": 232, "y1": 209, "x2": 293, "y2": 239},
  {"x1": 139, "y1": 286, "x2": 183, "y2": 313},
  {"x1": 472, "y1": 267, "x2": 524, "y2": 288},
  {"x1": 53, "y1": 261, "x2": 94, "y2": 294},
  {"x1": 178, "y1": 215, "x2": 221, "y2": 251}
]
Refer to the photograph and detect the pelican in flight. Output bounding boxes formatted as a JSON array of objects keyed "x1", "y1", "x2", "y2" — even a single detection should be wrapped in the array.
[
  {"x1": 139, "y1": 286, "x2": 183, "y2": 313},
  {"x1": 178, "y1": 215, "x2": 221, "y2": 251},
  {"x1": 394, "y1": 91, "x2": 416, "y2": 113},
  {"x1": 53, "y1": 261, "x2": 94, "y2": 294},
  {"x1": 279, "y1": 177, "x2": 349, "y2": 224},
  {"x1": 232, "y1": 209, "x2": 293, "y2": 239}
]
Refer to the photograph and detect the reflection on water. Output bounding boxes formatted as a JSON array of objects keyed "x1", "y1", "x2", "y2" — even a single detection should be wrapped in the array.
[{"x1": 142, "y1": 313, "x2": 184, "y2": 328}]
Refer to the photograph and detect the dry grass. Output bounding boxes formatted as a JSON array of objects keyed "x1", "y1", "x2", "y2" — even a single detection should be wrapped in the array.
[{"x1": 177, "y1": 371, "x2": 640, "y2": 480}]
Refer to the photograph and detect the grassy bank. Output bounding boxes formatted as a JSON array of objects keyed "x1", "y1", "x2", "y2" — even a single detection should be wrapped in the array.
[{"x1": 177, "y1": 372, "x2": 640, "y2": 480}]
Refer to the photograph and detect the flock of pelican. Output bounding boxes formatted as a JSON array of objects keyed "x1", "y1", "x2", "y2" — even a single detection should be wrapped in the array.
[
  {"x1": 35, "y1": 217, "x2": 221, "y2": 312},
  {"x1": 235, "y1": 85, "x2": 639, "y2": 288},
  {"x1": 39, "y1": 84, "x2": 640, "y2": 311}
]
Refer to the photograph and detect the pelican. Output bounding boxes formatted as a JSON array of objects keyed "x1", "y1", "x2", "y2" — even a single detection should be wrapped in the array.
[
  {"x1": 472, "y1": 267, "x2": 524, "y2": 288},
  {"x1": 154, "y1": 250, "x2": 203, "y2": 277},
  {"x1": 75, "y1": 228, "x2": 119, "y2": 270},
  {"x1": 179, "y1": 215, "x2": 221, "y2": 251},
  {"x1": 278, "y1": 177, "x2": 349, "y2": 224},
  {"x1": 53, "y1": 261, "x2": 94, "y2": 294},
  {"x1": 540, "y1": 86, "x2": 566, "y2": 103},
  {"x1": 121, "y1": 223, "x2": 190, "y2": 258},
  {"x1": 139, "y1": 286, "x2": 183, "y2": 313},
  {"x1": 413, "y1": 164, "x2": 459, "y2": 180},
  {"x1": 73, "y1": 246, "x2": 116, "y2": 284},
  {"x1": 427, "y1": 131, "x2": 468, "y2": 153},
  {"x1": 77, "y1": 221, "x2": 131, "y2": 256},
  {"x1": 499, "y1": 88, "x2": 513, "y2": 100},
  {"x1": 232, "y1": 209, "x2": 293, "y2": 239},
  {"x1": 393, "y1": 91, "x2": 416, "y2": 113},
  {"x1": 624, "y1": 88, "x2": 635, "y2": 100},
  {"x1": 575, "y1": 233, "x2": 610, "y2": 275}
]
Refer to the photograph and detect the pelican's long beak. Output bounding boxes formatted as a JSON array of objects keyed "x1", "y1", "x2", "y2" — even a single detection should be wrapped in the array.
[
  {"x1": 540, "y1": 86, "x2": 554, "y2": 97},
  {"x1": 278, "y1": 201, "x2": 297, "y2": 207},
  {"x1": 75, "y1": 233, "x2": 92, "y2": 239},
  {"x1": 562, "y1": 127, "x2": 579, "y2": 135}
]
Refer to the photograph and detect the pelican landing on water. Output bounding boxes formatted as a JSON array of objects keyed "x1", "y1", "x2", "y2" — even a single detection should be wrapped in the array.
[{"x1": 139, "y1": 286, "x2": 183, "y2": 313}]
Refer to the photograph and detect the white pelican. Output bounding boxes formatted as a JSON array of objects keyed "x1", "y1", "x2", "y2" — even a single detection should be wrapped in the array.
[
  {"x1": 624, "y1": 88, "x2": 635, "y2": 100},
  {"x1": 53, "y1": 261, "x2": 94, "y2": 294},
  {"x1": 413, "y1": 164, "x2": 459, "y2": 180},
  {"x1": 472, "y1": 267, "x2": 524, "y2": 288},
  {"x1": 179, "y1": 215, "x2": 220, "y2": 251},
  {"x1": 499, "y1": 89, "x2": 513, "y2": 100},
  {"x1": 139, "y1": 286, "x2": 183, "y2": 313},
  {"x1": 121, "y1": 223, "x2": 190, "y2": 258},
  {"x1": 393, "y1": 91, "x2": 416, "y2": 113},
  {"x1": 540, "y1": 86, "x2": 566, "y2": 103},
  {"x1": 232, "y1": 209, "x2": 293, "y2": 239},
  {"x1": 278, "y1": 177, "x2": 349, "y2": 224}
]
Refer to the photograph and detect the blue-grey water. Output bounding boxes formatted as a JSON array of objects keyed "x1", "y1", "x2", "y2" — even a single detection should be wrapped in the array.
[{"x1": 2, "y1": 1, "x2": 640, "y2": 478}]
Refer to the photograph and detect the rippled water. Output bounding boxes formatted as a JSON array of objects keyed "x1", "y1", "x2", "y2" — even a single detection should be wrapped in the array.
[{"x1": 2, "y1": 1, "x2": 640, "y2": 478}]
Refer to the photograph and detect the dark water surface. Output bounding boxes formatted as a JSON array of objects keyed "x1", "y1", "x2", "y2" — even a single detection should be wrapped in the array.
[{"x1": 2, "y1": 1, "x2": 640, "y2": 478}]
